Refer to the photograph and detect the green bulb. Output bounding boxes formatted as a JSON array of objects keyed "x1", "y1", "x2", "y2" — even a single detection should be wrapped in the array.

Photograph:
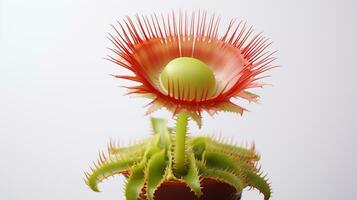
[{"x1": 159, "y1": 57, "x2": 216, "y2": 100}]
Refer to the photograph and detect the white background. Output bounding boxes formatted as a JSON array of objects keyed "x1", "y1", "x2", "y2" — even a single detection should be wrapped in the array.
[{"x1": 0, "y1": 0, "x2": 356, "y2": 200}]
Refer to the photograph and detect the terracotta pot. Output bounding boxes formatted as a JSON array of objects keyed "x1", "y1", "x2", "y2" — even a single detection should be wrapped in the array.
[{"x1": 138, "y1": 178, "x2": 242, "y2": 200}]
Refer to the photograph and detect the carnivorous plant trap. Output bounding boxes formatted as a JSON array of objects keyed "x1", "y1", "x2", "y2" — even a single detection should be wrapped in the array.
[{"x1": 85, "y1": 11, "x2": 276, "y2": 200}]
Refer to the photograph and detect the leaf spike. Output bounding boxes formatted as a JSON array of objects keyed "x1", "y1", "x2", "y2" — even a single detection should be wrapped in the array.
[{"x1": 125, "y1": 162, "x2": 146, "y2": 200}]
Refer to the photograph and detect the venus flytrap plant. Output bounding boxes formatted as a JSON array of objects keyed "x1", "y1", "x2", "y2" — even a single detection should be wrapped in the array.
[{"x1": 85, "y1": 11, "x2": 276, "y2": 200}]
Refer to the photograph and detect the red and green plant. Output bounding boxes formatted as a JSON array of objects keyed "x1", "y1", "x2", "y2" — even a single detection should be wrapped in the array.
[{"x1": 85, "y1": 11, "x2": 276, "y2": 200}]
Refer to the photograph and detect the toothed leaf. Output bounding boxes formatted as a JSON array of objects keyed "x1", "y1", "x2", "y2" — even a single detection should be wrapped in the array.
[
  {"x1": 165, "y1": 144, "x2": 175, "y2": 180},
  {"x1": 86, "y1": 156, "x2": 141, "y2": 192},
  {"x1": 165, "y1": 130, "x2": 175, "y2": 180},
  {"x1": 146, "y1": 150, "x2": 168, "y2": 200},
  {"x1": 204, "y1": 136, "x2": 260, "y2": 161},
  {"x1": 181, "y1": 153, "x2": 202, "y2": 197},
  {"x1": 144, "y1": 145, "x2": 162, "y2": 161},
  {"x1": 109, "y1": 140, "x2": 149, "y2": 157},
  {"x1": 125, "y1": 163, "x2": 146, "y2": 200},
  {"x1": 204, "y1": 151, "x2": 254, "y2": 174},
  {"x1": 246, "y1": 171, "x2": 271, "y2": 200}
]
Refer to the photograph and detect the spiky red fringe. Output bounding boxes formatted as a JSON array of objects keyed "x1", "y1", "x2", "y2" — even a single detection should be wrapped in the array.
[{"x1": 107, "y1": 11, "x2": 277, "y2": 126}]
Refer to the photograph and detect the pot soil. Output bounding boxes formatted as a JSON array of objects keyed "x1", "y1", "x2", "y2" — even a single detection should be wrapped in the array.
[{"x1": 139, "y1": 178, "x2": 242, "y2": 200}]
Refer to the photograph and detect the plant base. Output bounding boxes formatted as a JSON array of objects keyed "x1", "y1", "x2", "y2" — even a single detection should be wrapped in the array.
[
  {"x1": 138, "y1": 178, "x2": 242, "y2": 200},
  {"x1": 85, "y1": 118, "x2": 271, "y2": 200}
]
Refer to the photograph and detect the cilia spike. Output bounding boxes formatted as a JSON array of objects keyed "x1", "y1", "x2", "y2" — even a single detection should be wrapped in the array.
[
  {"x1": 108, "y1": 11, "x2": 276, "y2": 127},
  {"x1": 86, "y1": 10, "x2": 276, "y2": 200}
]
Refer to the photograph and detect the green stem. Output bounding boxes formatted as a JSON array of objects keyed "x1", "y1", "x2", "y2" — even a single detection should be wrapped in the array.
[{"x1": 175, "y1": 111, "x2": 188, "y2": 175}]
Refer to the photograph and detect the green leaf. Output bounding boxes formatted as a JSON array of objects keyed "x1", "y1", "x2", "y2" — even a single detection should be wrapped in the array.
[
  {"x1": 202, "y1": 149, "x2": 270, "y2": 199},
  {"x1": 146, "y1": 150, "x2": 168, "y2": 200},
  {"x1": 189, "y1": 137, "x2": 207, "y2": 160},
  {"x1": 151, "y1": 117, "x2": 171, "y2": 149},
  {"x1": 108, "y1": 140, "x2": 148, "y2": 158},
  {"x1": 144, "y1": 145, "x2": 162, "y2": 161},
  {"x1": 204, "y1": 136, "x2": 260, "y2": 161},
  {"x1": 85, "y1": 156, "x2": 141, "y2": 192},
  {"x1": 246, "y1": 171, "x2": 272, "y2": 200},
  {"x1": 203, "y1": 151, "x2": 254, "y2": 174},
  {"x1": 151, "y1": 118, "x2": 166, "y2": 136},
  {"x1": 125, "y1": 163, "x2": 146, "y2": 200},
  {"x1": 150, "y1": 133, "x2": 161, "y2": 148},
  {"x1": 181, "y1": 153, "x2": 202, "y2": 197},
  {"x1": 165, "y1": 144, "x2": 175, "y2": 180}
]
